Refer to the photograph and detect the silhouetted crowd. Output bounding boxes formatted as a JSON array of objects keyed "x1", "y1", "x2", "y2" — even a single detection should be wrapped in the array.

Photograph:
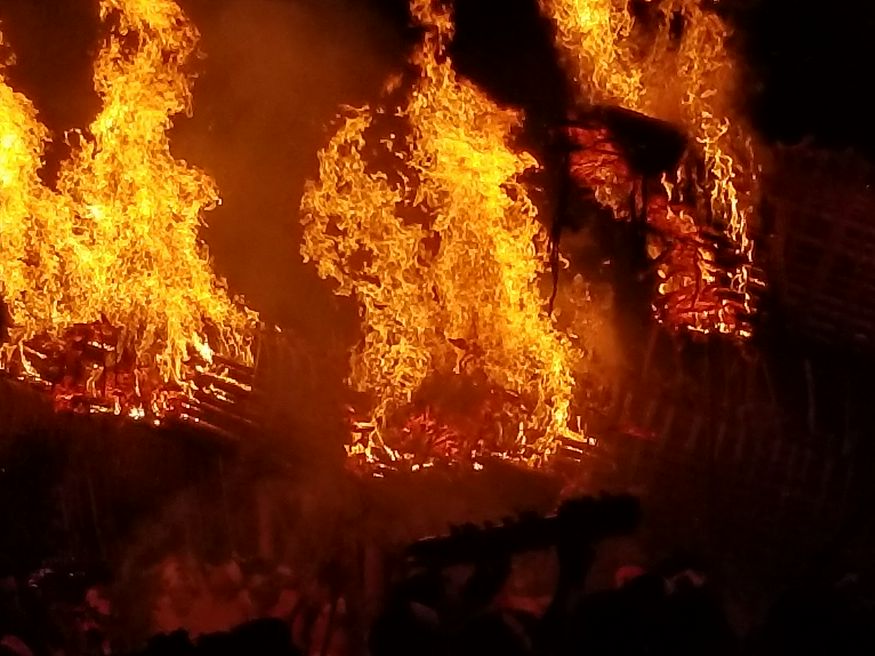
[{"x1": 3, "y1": 496, "x2": 875, "y2": 655}]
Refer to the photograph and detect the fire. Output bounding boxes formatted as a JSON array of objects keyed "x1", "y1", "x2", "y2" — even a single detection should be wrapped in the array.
[
  {"x1": 538, "y1": 0, "x2": 759, "y2": 336},
  {"x1": 0, "y1": 27, "x2": 68, "y2": 351},
  {"x1": 301, "y1": 0, "x2": 584, "y2": 467},
  {"x1": 0, "y1": 1, "x2": 257, "y2": 420}
]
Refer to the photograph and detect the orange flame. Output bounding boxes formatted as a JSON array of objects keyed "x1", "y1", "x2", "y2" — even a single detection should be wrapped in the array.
[
  {"x1": 0, "y1": 1, "x2": 257, "y2": 418},
  {"x1": 301, "y1": 0, "x2": 584, "y2": 466},
  {"x1": 539, "y1": 0, "x2": 758, "y2": 336}
]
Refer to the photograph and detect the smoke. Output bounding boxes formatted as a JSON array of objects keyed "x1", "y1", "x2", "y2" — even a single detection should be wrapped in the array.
[
  {"x1": 167, "y1": 0, "x2": 409, "y2": 451},
  {"x1": 173, "y1": 0, "x2": 405, "y2": 338}
]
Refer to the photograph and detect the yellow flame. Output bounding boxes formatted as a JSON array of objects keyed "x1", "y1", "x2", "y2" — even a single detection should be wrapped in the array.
[
  {"x1": 539, "y1": 0, "x2": 646, "y2": 109},
  {"x1": 539, "y1": 0, "x2": 757, "y2": 334},
  {"x1": 0, "y1": 1, "x2": 256, "y2": 414},
  {"x1": 0, "y1": 27, "x2": 75, "y2": 353},
  {"x1": 302, "y1": 0, "x2": 581, "y2": 464}
]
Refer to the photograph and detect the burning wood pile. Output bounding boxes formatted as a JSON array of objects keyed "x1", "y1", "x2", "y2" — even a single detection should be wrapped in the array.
[
  {"x1": 540, "y1": 0, "x2": 764, "y2": 338},
  {"x1": 563, "y1": 110, "x2": 761, "y2": 336},
  {"x1": 2, "y1": 320, "x2": 256, "y2": 435},
  {"x1": 0, "y1": 1, "x2": 258, "y2": 432},
  {"x1": 302, "y1": 0, "x2": 588, "y2": 471}
]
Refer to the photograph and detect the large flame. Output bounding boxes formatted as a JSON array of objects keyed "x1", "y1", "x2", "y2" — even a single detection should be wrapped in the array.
[
  {"x1": 539, "y1": 0, "x2": 758, "y2": 336},
  {"x1": 0, "y1": 28, "x2": 73, "y2": 350},
  {"x1": 301, "y1": 0, "x2": 583, "y2": 466},
  {"x1": 0, "y1": 1, "x2": 256, "y2": 418}
]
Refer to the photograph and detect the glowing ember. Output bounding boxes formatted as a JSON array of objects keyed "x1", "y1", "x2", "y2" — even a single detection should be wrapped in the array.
[
  {"x1": 0, "y1": 1, "x2": 257, "y2": 421},
  {"x1": 301, "y1": 0, "x2": 586, "y2": 468},
  {"x1": 539, "y1": 0, "x2": 760, "y2": 337}
]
